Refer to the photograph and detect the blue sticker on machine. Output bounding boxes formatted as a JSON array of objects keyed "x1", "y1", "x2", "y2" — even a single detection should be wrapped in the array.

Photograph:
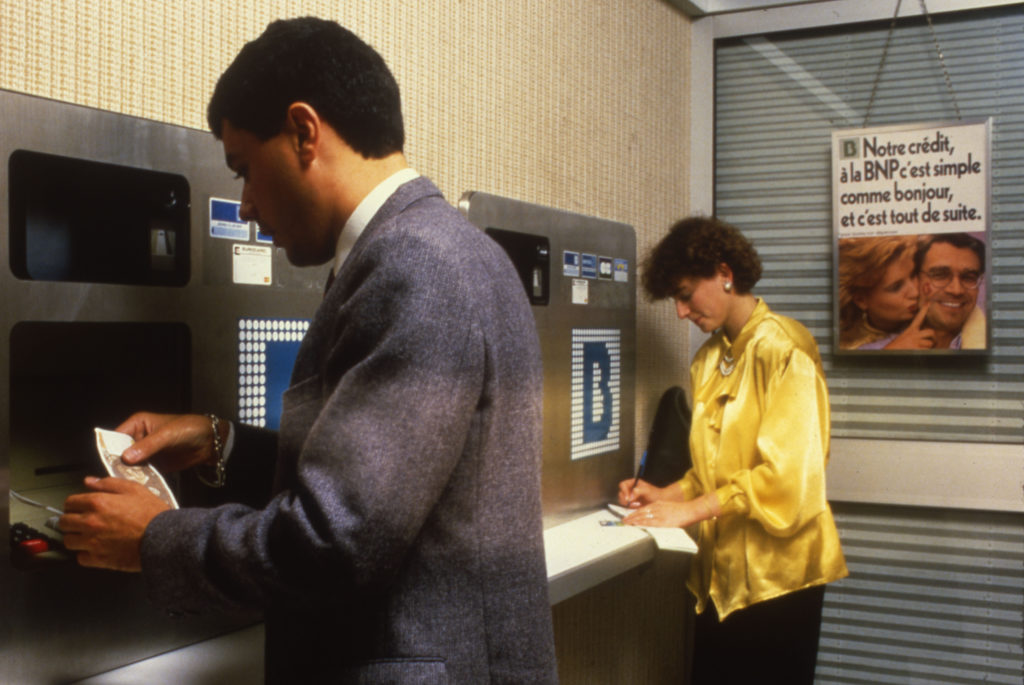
[
  {"x1": 237, "y1": 318, "x2": 310, "y2": 430},
  {"x1": 563, "y1": 250, "x2": 581, "y2": 277},
  {"x1": 209, "y1": 198, "x2": 250, "y2": 241},
  {"x1": 613, "y1": 258, "x2": 629, "y2": 283},
  {"x1": 580, "y1": 253, "x2": 598, "y2": 279}
]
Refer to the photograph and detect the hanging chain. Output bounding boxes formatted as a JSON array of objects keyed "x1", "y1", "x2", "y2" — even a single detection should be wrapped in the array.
[
  {"x1": 863, "y1": 0, "x2": 961, "y2": 126},
  {"x1": 863, "y1": 0, "x2": 902, "y2": 126},
  {"x1": 920, "y1": 0, "x2": 962, "y2": 120}
]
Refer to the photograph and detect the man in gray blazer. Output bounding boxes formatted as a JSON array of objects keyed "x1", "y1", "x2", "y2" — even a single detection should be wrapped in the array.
[{"x1": 61, "y1": 17, "x2": 558, "y2": 684}]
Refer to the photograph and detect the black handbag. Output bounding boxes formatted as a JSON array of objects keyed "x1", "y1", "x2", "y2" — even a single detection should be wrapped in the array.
[{"x1": 640, "y1": 386, "x2": 692, "y2": 487}]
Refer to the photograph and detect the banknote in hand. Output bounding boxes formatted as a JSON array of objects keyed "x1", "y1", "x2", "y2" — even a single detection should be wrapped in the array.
[{"x1": 94, "y1": 428, "x2": 179, "y2": 509}]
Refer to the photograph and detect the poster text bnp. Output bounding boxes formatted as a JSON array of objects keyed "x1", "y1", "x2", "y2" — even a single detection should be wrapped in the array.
[{"x1": 832, "y1": 120, "x2": 990, "y2": 238}]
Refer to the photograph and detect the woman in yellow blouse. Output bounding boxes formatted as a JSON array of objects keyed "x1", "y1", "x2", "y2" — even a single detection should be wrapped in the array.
[{"x1": 619, "y1": 216, "x2": 848, "y2": 684}]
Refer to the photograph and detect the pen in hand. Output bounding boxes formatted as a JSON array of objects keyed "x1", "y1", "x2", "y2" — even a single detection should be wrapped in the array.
[{"x1": 627, "y1": 450, "x2": 648, "y2": 506}]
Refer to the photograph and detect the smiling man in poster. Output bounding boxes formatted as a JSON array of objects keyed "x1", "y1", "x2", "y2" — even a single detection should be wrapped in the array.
[{"x1": 914, "y1": 232, "x2": 986, "y2": 349}]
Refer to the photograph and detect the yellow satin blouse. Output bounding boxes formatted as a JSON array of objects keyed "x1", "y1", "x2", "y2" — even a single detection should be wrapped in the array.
[{"x1": 680, "y1": 299, "x2": 848, "y2": 620}]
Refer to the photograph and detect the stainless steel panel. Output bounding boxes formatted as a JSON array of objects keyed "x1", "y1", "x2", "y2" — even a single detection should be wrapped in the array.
[{"x1": 460, "y1": 191, "x2": 636, "y2": 526}]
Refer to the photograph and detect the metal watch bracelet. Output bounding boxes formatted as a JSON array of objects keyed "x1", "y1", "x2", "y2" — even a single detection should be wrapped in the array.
[{"x1": 196, "y1": 413, "x2": 227, "y2": 488}]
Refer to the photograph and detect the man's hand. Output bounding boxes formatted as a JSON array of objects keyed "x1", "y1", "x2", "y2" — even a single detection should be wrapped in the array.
[
  {"x1": 60, "y1": 477, "x2": 171, "y2": 572},
  {"x1": 116, "y1": 412, "x2": 223, "y2": 473}
]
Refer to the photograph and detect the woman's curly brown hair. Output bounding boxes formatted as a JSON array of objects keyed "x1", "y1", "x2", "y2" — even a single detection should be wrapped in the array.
[{"x1": 642, "y1": 216, "x2": 762, "y2": 300}]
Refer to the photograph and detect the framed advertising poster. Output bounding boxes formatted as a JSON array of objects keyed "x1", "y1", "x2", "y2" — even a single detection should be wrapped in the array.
[{"x1": 832, "y1": 119, "x2": 991, "y2": 353}]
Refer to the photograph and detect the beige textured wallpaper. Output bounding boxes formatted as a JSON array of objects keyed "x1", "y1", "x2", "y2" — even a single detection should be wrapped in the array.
[{"x1": 0, "y1": 0, "x2": 693, "y2": 464}]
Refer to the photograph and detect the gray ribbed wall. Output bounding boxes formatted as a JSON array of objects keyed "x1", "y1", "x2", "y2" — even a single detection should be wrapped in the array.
[
  {"x1": 819, "y1": 503, "x2": 1023, "y2": 684},
  {"x1": 715, "y1": 5, "x2": 1024, "y2": 684}
]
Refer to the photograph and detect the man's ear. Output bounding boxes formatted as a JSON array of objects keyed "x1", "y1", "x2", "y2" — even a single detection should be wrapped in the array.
[{"x1": 284, "y1": 102, "x2": 320, "y2": 167}]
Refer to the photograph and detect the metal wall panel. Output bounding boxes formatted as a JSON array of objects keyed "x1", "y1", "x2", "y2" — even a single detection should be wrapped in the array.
[
  {"x1": 0, "y1": 89, "x2": 326, "y2": 684},
  {"x1": 819, "y1": 503, "x2": 1024, "y2": 684},
  {"x1": 460, "y1": 192, "x2": 637, "y2": 525}
]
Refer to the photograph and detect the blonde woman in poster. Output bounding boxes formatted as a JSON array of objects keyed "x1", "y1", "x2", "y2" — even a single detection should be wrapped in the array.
[
  {"x1": 837, "y1": 235, "x2": 927, "y2": 349},
  {"x1": 619, "y1": 217, "x2": 847, "y2": 685}
]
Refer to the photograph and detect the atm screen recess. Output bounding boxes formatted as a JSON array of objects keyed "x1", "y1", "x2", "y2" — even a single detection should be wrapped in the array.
[
  {"x1": 484, "y1": 227, "x2": 550, "y2": 305},
  {"x1": 8, "y1": 149, "x2": 190, "y2": 286}
]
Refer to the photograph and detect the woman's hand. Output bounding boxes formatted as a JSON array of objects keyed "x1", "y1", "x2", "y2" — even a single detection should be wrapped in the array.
[
  {"x1": 622, "y1": 493, "x2": 720, "y2": 529},
  {"x1": 617, "y1": 477, "x2": 686, "y2": 508},
  {"x1": 884, "y1": 302, "x2": 935, "y2": 350}
]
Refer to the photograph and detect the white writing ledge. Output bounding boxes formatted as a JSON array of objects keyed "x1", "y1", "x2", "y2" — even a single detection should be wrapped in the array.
[
  {"x1": 544, "y1": 508, "x2": 697, "y2": 604},
  {"x1": 73, "y1": 509, "x2": 696, "y2": 684}
]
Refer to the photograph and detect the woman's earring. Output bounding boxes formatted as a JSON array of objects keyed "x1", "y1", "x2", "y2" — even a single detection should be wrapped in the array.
[{"x1": 723, "y1": 281, "x2": 733, "y2": 292}]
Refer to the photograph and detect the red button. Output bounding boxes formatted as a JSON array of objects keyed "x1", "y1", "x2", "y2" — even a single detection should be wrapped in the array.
[{"x1": 19, "y1": 539, "x2": 49, "y2": 554}]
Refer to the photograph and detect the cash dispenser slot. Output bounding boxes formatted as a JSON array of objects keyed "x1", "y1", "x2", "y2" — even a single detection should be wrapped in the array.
[{"x1": 8, "y1": 321, "x2": 190, "y2": 569}]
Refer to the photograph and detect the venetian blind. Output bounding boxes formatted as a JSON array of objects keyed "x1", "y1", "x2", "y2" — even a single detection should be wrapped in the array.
[
  {"x1": 714, "y1": 6, "x2": 1024, "y2": 684},
  {"x1": 819, "y1": 502, "x2": 1023, "y2": 684}
]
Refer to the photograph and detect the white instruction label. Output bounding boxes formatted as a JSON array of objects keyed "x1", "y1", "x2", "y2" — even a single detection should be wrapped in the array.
[
  {"x1": 572, "y1": 278, "x2": 589, "y2": 305},
  {"x1": 233, "y1": 244, "x2": 272, "y2": 286}
]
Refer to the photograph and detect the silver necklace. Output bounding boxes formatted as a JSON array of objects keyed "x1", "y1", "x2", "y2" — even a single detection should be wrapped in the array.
[{"x1": 719, "y1": 351, "x2": 736, "y2": 376}]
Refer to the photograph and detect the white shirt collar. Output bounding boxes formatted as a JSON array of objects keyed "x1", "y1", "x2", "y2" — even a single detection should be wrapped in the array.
[{"x1": 332, "y1": 167, "x2": 420, "y2": 275}]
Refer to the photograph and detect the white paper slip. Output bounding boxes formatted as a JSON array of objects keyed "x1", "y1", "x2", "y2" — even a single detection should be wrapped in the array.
[
  {"x1": 638, "y1": 526, "x2": 698, "y2": 553},
  {"x1": 606, "y1": 503, "x2": 632, "y2": 518},
  {"x1": 604, "y1": 502, "x2": 698, "y2": 553},
  {"x1": 94, "y1": 428, "x2": 179, "y2": 509}
]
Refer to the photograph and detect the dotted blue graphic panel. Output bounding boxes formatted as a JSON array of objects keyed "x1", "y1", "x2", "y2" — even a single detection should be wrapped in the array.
[
  {"x1": 571, "y1": 328, "x2": 621, "y2": 460},
  {"x1": 237, "y1": 318, "x2": 309, "y2": 429}
]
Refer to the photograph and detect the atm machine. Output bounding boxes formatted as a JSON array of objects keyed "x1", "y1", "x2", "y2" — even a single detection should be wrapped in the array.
[
  {"x1": 460, "y1": 192, "x2": 636, "y2": 525},
  {"x1": 0, "y1": 89, "x2": 326, "y2": 683},
  {"x1": 0, "y1": 88, "x2": 639, "y2": 682}
]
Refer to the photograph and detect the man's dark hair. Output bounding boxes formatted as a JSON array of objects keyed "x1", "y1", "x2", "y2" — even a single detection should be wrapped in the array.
[
  {"x1": 914, "y1": 233, "x2": 986, "y2": 275},
  {"x1": 642, "y1": 216, "x2": 762, "y2": 300},
  {"x1": 207, "y1": 17, "x2": 404, "y2": 158}
]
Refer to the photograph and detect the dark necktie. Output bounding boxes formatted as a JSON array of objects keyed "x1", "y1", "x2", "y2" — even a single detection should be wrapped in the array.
[{"x1": 323, "y1": 269, "x2": 335, "y2": 298}]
